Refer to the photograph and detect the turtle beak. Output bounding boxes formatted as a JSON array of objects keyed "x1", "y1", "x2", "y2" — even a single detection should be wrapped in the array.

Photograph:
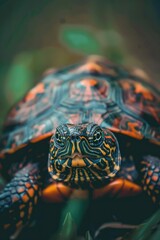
[{"x1": 71, "y1": 153, "x2": 86, "y2": 167}]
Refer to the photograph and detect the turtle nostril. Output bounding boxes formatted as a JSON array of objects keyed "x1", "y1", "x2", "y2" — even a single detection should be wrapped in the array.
[{"x1": 71, "y1": 135, "x2": 80, "y2": 141}]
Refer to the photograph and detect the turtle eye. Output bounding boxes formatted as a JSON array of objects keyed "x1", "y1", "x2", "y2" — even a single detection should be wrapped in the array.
[
  {"x1": 89, "y1": 129, "x2": 104, "y2": 146},
  {"x1": 93, "y1": 130, "x2": 102, "y2": 141},
  {"x1": 54, "y1": 130, "x2": 66, "y2": 147}
]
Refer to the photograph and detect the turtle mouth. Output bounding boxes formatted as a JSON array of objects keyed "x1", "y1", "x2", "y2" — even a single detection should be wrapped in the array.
[
  {"x1": 48, "y1": 153, "x2": 120, "y2": 189},
  {"x1": 58, "y1": 153, "x2": 102, "y2": 168},
  {"x1": 71, "y1": 153, "x2": 87, "y2": 167},
  {"x1": 71, "y1": 153, "x2": 84, "y2": 158}
]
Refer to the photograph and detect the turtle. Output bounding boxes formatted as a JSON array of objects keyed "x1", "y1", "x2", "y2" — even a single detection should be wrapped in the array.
[{"x1": 0, "y1": 56, "x2": 159, "y2": 239}]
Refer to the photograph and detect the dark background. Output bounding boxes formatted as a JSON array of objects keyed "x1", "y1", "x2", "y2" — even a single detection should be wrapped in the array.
[{"x1": 0, "y1": 0, "x2": 160, "y2": 131}]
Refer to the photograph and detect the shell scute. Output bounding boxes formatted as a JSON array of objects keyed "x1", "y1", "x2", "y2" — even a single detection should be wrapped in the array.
[{"x1": 0, "y1": 56, "x2": 160, "y2": 157}]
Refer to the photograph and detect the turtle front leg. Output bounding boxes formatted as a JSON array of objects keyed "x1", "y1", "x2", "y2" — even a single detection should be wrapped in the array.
[
  {"x1": 140, "y1": 156, "x2": 160, "y2": 205},
  {"x1": 0, "y1": 163, "x2": 41, "y2": 239}
]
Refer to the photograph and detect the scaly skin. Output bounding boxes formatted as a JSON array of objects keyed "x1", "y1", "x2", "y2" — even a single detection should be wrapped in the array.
[{"x1": 0, "y1": 163, "x2": 41, "y2": 239}]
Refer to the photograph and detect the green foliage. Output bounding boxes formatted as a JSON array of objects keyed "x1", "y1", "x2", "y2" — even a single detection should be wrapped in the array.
[
  {"x1": 129, "y1": 208, "x2": 160, "y2": 240},
  {"x1": 56, "y1": 212, "x2": 77, "y2": 240},
  {"x1": 61, "y1": 198, "x2": 89, "y2": 227},
  {"x1": 5, "y1": 53, "x2": 33, "y2": 103},
  {"x1": 53, "y1": 212, "x2": 93, "y2": 240},
  {"x1": 85, "y1": 231, "x2": 93, "y2": 240},
  {"x1": 59, "y1": 25, "x2": 130, "y2": 65},
  {"x1": 60, "y1": 26, "x2": 102, "y2": 55}
]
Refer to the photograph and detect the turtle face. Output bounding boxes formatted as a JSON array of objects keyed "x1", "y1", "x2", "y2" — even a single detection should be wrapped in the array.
[{"x1": 48, "y1": 123, "x2": 121, "y2": 189}]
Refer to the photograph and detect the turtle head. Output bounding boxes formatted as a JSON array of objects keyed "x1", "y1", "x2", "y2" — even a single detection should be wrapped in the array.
[{"x1": 48, "y1": 123, "x2": 121, "y2": 189}]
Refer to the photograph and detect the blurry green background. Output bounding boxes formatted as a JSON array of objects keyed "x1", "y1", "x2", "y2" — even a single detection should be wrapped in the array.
[{"x1": 0, "y1": 0, "x2": 160, "y2": 131}]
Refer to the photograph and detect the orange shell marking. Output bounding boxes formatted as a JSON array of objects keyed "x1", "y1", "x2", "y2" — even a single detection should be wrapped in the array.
[
  {"x1": 73, "y1": 62, "x2": 103, "y2": 73},
  {"x1": 120, "y1": 79, "x2": 160, "y2": 124},
  {"x1": 72, "y1": 60, "x2": 117, "y2": 76},
  {"x1": 80, "y1": 78, "x2": 97, "y2": 87},
  {"x1": 25, "y1": 83, "x2": 45, "y2": 101}
]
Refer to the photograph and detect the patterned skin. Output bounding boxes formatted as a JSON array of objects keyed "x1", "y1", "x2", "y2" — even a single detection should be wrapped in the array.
[
  {"x1": 0, "y1": 56, "x2": 159, "y2": 239},
  {"x1": 48, "y1": 123, "x2": 121, "y2": 189}
]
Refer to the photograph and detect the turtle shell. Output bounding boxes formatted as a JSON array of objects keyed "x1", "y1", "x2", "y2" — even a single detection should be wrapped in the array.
[{"x1": 0, "y1": 56, "x2": 160, "y2": 158}]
